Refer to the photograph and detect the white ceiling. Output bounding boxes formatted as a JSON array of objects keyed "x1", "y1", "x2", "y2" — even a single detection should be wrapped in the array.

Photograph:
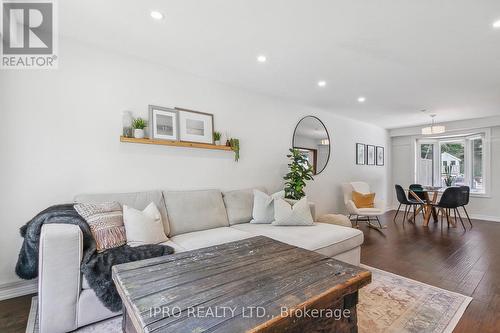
[{"x1": 59, "y1": 0, "x2": 500, "y2": 129}]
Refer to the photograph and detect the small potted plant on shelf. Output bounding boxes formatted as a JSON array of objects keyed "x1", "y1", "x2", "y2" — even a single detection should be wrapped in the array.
[
  {"x1": 213, "y1": 131, "x2": 222, "y2": 145},
  {"x1": 229, "y1": 138, "x2": 240, "y2": 162},
  {"x1": 132, "y1": 118, "x2": 147, "y2": 139},
  {"x1": 283, "y1": 148, "x2": 314, "y2": 200}
]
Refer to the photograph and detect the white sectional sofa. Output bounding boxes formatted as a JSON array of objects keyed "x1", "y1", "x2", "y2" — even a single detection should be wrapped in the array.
[{"x1": 38, "y1": 188, "x2": 364, "y2": 333}]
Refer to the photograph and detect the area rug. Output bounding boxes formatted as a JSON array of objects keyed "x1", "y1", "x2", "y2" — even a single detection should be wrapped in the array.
[{"x1": 26, "y1": 265, "x2": 471, "y2": 333}]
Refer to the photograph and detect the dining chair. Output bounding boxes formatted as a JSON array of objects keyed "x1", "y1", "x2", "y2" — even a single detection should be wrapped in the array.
[
  {"x1": 432, "y1": 187, "x2": 467, "y2": 231},
  {"x1": 409, "y1": 184, "x2": 426, "y2": 202},
  {"x1": 394, "y1": 185, "x2": 423, "y2": 223},
  {"x1": 459, "y1": 186, "x2": 473, "y2": 228}
]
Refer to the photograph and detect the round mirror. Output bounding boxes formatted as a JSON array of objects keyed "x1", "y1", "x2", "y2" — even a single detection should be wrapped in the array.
[{"x1": 292, "y1": 116, "x2": 331, "y2": 175}]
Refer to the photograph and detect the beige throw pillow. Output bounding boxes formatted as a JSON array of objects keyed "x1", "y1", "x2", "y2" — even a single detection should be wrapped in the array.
[
  {"x1": 74, "y1": 202, "x2": 126, "y2": 252},
  {"x1": 250, "y1": 189, "x2": 285, "y2": 224},
  {"x1": 123, "y1": 202, "x2": 168, "y2": 247},
  {"x1": 272, "y1": 197, "x2": 314, "y2": 226}
]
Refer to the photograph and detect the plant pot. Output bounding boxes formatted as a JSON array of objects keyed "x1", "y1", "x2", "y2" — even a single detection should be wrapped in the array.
[
  {"x1": 134, "y1": 129, "x2": 145, "y2": 139},
  {"x1": 214, "y1": 140, "x2": 221, "y2": 146}
]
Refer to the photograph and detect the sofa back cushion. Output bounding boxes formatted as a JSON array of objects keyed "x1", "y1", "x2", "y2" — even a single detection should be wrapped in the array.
[
  {"x1": 74, "y1": 190, "x2": 170, "y2": 235},
  {"x1": 164, "y1": 189, "x2": 229, "y2": 236},
  {"x1": 222, "y1": 187, "x2": 267, "y2": 225}
]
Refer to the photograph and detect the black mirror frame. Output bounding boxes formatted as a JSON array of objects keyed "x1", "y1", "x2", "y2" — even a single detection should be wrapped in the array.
[{"x1": 292, "y1": 115, "x2": 331, "y2": 175}]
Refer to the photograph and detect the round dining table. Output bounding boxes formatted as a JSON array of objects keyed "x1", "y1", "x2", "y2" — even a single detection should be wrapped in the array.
[{"x1": 406, "y1": 188, "x2": 456, "y2": 227}]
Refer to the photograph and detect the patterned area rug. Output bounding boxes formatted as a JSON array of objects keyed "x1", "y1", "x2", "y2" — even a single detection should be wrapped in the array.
[
  {"x1": 26, "y1": 265, "x2": 471, "y2": 333},
  {"x1": 358, "y1": 265, "x2": 471, "y2": 333}
]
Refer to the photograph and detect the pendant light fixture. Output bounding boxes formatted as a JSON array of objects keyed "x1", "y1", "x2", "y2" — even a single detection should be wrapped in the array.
[{"x1": 422, "y1": 114, "x2": 445, "y2": 135}]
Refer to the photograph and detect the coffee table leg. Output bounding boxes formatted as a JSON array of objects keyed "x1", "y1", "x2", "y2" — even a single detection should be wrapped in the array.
[{"x1": 122, "y1": 305, "x2": 138, "y2": 333}]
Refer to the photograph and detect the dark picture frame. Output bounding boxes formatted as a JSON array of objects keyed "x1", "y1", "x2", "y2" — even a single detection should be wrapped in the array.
[
  {"x1": 376, "y1": 146, "x2": 385, "y2": 166},
  {"x1": 367, "y1": 145, "x2": 376, "y2": 165},
  {"x1": 356, "y1": 143, "x2": 366, "y2": 165}
]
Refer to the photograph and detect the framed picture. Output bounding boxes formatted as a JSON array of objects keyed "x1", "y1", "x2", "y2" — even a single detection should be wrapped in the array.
[
  {"x1": 376, "y1": 146, "x2": 384, "y2": 166},
  {"x1": 356, "y1": 143, "x2": 366, "y2": 165},
  {"x1": 149, "y1": 105, "x2": 178, "y2": 141},
  {"x1": 367, "y1": 145, "x2": 376, "y2": 165},
  {"x1": 176, "y1": 108, "x2": 214, "y2": 144}
]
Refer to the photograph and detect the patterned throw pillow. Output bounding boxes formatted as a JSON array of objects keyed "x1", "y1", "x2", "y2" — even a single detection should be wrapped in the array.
[{"x1": 74, "y1": 202, "x2": 126, "y2": 252}]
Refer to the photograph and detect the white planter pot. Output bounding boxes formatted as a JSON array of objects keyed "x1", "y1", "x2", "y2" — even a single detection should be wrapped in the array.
[
  {"x1": 134, "y1": 129, "x2": 145, "y2": 139},
  {"x1": 214, "y1": 140, "x2": 221, "y2": 146}
]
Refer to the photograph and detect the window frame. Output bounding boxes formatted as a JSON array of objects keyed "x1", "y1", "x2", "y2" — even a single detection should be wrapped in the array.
[{"x1": 414, "y1": 128, "x2": 491, "y2": 197}]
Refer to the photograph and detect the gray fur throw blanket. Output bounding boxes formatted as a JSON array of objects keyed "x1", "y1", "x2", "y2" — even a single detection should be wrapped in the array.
[{"x1": 15, "y1": 204, "x2": 174, "y2": 312}]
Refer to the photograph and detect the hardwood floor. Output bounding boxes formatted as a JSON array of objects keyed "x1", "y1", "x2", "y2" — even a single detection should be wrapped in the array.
[
  {"x1": 0, "y1": 293, "x2": 34, "y2": 333},
  {"x1": 0, "y1": 212, "x2": 498, "y2": 333},
  {"x1": 360, "y1": 211, "x2": 500, "y2": 333}
]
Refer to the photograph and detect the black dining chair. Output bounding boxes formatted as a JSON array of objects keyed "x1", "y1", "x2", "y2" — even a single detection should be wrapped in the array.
[
  {"x1": 394, "y1": 185, "x2": 423, "y2": 223},
  {"x1": 409, "y1": 184, "x2": 426, "y2": 202},
  {"x1": 459, "y1": 186, "x2": 473, "y2": 228},
  {"x1": 432, "y1": 187, "x2": 467, "y2": 230}
]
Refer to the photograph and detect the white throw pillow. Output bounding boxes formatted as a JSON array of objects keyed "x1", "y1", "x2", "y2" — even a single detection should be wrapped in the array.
[
  {"x1": 123, "y1": 202, "x2": 168, "y2": 247},
  {"x1": 250, "y1": 190, "x2": 285, "y2": 224},
  {"x1": 272, "y1": 197, "x2": 314, "y2": 226}
]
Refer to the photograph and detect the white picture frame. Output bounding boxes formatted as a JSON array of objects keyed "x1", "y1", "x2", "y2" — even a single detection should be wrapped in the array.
[
  {"x1": 149, "y1": 105, "x2": 178, "y2": 141},
  {"x1": 176, "y1": 108, "x2": 214, "y2": 144}
]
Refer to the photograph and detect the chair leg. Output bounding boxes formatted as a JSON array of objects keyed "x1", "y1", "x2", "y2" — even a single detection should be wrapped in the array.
[
  {"x1": 393, "y1": 203, "x2": 401, "y2": 222},
  {"x1": 413, "y1": 205, "x2": 416, "y2": 221},
  {"x1": 455, "y1": 208, "x2": 466, "y2": 231},
  {"x1": 462, "y1": 206, "x2": 473, "y2": 228},
  {"x1": 355, "y1": 215, "x2": 359, "y2": 228},
  {"x1": 375, "y1": 216, "x2": 383, "y2": 228}
]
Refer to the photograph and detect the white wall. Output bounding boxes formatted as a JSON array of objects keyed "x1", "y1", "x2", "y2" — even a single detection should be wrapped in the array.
[
  {"x1": 0, "y1": 39, "x2": 389, "y2": 287},
  {"x1": 390, "y1": 119, "x2": 500, "y2": 221}
]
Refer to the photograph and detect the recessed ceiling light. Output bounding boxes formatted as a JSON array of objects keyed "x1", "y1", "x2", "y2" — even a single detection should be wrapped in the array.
[
  {"x1": 150, "y1": 11, "x2": 164, "y2": 20},
  {"x1": 317, "y1": 80, "x2": 327, "y2": 87},
  {"x1": 257, "y1": 55, "x2": 267, "y2": 63},
  {"x1": 357, "y1": 96, "x2": 366, "y2": 103},
  {"x1": 493, "y1": 19, "x2": 500, "y2": 28}
]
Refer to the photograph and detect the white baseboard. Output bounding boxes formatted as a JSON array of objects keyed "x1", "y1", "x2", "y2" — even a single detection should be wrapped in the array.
[
  {"x1": 0, "y1": 279, "x2": 37, "y2": 301},
  {"x1": 468, "y1": 214, "x2": 500, "y2": 223}
]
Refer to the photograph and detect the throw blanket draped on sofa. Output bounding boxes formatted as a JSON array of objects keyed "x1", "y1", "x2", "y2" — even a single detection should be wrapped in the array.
[{"x1": 15, "y1": 204, "x2": 174, "y2": 312}]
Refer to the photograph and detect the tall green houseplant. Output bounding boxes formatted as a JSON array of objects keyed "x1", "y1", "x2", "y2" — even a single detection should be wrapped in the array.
[{"x1": 283, "y1": 148, "x2": 314, "y2": 200}]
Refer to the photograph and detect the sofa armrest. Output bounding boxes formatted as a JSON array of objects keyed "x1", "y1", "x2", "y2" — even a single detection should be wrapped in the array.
[{"x1": 39, "y1": 224, "x2": 82, "y2": 333}]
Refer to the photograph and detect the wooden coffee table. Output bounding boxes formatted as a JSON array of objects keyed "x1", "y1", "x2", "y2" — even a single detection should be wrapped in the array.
[{"x1": 112, "y1": 236, "x2": 371, "y2": 333}]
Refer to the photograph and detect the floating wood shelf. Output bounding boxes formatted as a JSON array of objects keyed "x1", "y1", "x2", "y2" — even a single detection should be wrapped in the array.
[{"x1": 120, "y1": 136, "x2": 234, "y2": 152}]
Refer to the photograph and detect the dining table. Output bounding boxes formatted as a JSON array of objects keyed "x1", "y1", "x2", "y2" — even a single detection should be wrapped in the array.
[{"x1": 406, "y1": 188, "x2": 456, "y2": 227}]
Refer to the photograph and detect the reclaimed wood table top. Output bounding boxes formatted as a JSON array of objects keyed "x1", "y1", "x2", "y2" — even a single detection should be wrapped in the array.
[{"x1": 112, "y1": 236, "x2": 371, "y2": 333}]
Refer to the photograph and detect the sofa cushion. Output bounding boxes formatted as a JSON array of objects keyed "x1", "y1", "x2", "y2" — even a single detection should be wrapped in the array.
[
  {"x1": 74, "y1": 190, "x2": 170, "y2": 236},
  {"x1": 231, "y1": 222, "x2": 363, "y2": 257},
  {"x1": 165, "y1": 190, "x2": 229, "y2": 236},
  {"x1": 170, "y1": 227, "x2": 253, "y2": 250},
  {"x1": 222, "y1": 187, "x2": 266, "y2": 225}
]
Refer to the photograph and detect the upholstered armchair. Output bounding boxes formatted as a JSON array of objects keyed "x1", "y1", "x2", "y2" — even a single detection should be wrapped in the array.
[{"x1": 341, "y1": 182, "x2": 386, "y2": 229}]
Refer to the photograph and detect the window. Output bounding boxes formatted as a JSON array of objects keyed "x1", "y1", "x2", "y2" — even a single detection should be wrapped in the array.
[{"x1": 416, "y1": 132, "x2": 489, "y2": 194}]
